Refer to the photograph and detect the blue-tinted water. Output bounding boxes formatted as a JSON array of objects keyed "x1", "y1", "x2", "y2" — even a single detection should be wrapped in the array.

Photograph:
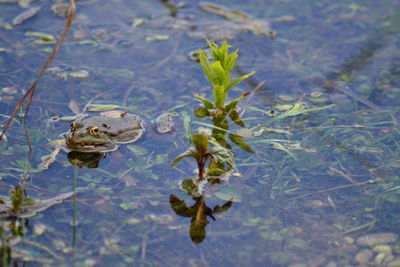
[{"x1": 1, "y1": 0, "x2": 399, "y2": 266}]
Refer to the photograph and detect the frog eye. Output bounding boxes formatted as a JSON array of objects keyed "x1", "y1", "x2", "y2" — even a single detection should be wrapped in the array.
[
  {"x1": 70, "y1": 122, "x2": 77, "y2": 131},
  {"x1": 89, "y1": 126, "x2": 100, "y2": 136}
]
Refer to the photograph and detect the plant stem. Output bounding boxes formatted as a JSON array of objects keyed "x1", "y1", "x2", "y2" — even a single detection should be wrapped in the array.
[{"x1": 198, "y1": 158, "x2": 206, "y2": 181}]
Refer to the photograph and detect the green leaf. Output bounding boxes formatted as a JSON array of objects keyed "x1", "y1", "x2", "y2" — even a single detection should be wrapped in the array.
[
  {"x1": 192, "y1": 134, "x2": 209, "y2": 155},
  {"x1": 86, "y1": 104, "x2": 122, "y2": 111},
  {"x1": 69, "y1": 70, "x2": 89, "y2": 79},
  {"x1": 226, "y1": 49, "x2": 238, "y2": 72},
  {"x1": 206, "y1": 39, "x2": 219, "y2": 59},
  {"x1": 225, "y1": 92, "x2": 250, "y2": 113},
  {"x1": 218, "y1": 41, "x2": 230, "y2": 68},
  {"x1": 229, "y1": 134, "x2": 253, "y2": 153},
  {"x1": 180, "y1": 178, "x2": 200, "y2": 197},
  {"x1": 198, "y1": 49, "x2": 215, "y2": 85},
  {"x1": 226, "y1": 71, "x2": 256, "y2": 91},
  {"x1": 208, "y1": 145, "x2": 235, "y2": 168},
  {"x1": 26, "y1": 31, "x2": 56, "y2": 42},
  {"x1": 119, "y1": 202, "x2": 139, "y2": 210},
  {"x1": 170, "y1": 147, "x2": 198, "y2": 167},
  {"x1": 211, "y1": 61, "x2": 226, "y2": 86},
  {"x1": 194, "y1": 106, "x2": 211, "y2": 118},
  {"x1": 194, "y1": 93, "x2": 214, "y2": 109},
  {"x1": 228, "y1": 109, "x2": 245, "y2": 127}
]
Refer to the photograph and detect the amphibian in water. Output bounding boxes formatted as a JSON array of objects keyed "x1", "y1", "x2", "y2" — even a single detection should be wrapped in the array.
[{"x1": 64, "y1": 114, "x2": 144, "y2": 152}]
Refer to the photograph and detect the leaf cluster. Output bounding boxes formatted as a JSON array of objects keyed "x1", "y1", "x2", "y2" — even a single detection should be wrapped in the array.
[
  {"x1": 196, "y1": 39, "x2": 255, "y2": 110},
  {"x1": 170, "y1": 133, "x2": 234, "y2": 180}
]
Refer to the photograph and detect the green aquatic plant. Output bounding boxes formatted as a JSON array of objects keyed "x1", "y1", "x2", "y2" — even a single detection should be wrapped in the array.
[
  {"x1": 195, "y1": 40, "x2": 255, "y2": 153},
  {"x1": 170, "y1": 133, "x2": 234, "y2": 180},
  {"x1": 195, "y1": 39, "x2": 255, "y2": 116}
]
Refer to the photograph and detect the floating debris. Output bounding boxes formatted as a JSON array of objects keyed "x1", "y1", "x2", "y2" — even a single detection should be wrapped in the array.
[
  {"x1": 86, "y1": 104, "x2": 123, "y2": 111},
  {"x1": 0, "y1": 0, "x2": 34, "y2": 6},
  {"x1": 37, "y1": 146, "x2": 62, "y2": 170},
  {"x1": 278, "y1": 95, "x2": 294, "y2": 102},
  {"x1": 132, "y1": 17, "x2": 147, "y2": 28},
  {"x1": 274, "y1": 104, "x2": 293, "y2": 111},
  {"x1": 51, "y1": 3, "x2": 70, "y2": 18},
  {"x1": 145, "y1": 34, "x2": 170, "y2": 42},
  {"x1": 12, "y1": 6, "x2": 40, "y2": 25},
  {"x1": 26, "y1": 31, "x2": 56, "y2": 42},
  {"x1": 156, "y1": 112, "x2": 177, "y2": 133},
  {"x1": 1, "y1": 86, "x2": 17, "y2": 94},
  {"x1": 69, "y1": 70, "x2": 89, "y2": 79}
]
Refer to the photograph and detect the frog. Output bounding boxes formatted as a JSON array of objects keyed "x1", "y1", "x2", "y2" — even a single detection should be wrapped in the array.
[{"x1": 64, "y1": 113, "x2": 144, "y2": 153}]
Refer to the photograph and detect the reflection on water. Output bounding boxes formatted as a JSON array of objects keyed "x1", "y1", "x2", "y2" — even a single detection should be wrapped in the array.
[
  {"x1": 67, "y1": 151, "x2": 106, "y2": 169},
  {"x1": 0, "y1": 0, "x2": 400, "y2": 265},
  {"x1": 170, "y1": 194, "x2": 232, "y2": 244}
]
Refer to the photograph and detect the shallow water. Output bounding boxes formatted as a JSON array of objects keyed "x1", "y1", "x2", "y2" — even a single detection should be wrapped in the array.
[{"x1": 1, "y1": 0, "x2": 400, "y2": 266}]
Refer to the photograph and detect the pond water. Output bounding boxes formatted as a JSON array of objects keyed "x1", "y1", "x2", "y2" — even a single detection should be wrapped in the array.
[{"x1": 1, "y1": 0, "x2": 400, "y2": 266}]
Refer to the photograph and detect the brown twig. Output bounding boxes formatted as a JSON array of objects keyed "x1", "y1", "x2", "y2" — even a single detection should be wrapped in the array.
[{"x1": 0, "y1": 0, "x2": 77, "y2": 155}]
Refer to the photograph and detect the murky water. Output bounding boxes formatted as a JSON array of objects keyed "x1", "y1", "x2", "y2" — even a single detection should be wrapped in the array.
[{"x1": 1, "y1": 0, "x2": 400, "y2": 266}]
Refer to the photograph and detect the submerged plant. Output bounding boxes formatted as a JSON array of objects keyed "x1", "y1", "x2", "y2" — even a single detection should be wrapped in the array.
[{"x1": 170, "y1": 133, "x2": 234, "y2": 180}]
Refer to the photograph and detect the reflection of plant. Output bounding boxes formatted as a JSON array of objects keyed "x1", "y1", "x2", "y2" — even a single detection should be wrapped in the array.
[
  {"x1": 195, "y1": 40, "x2": 254, "y2": 153},
  {"x1": 170, "y1": 133, "x2": 234, "y2": 180},
  {"x1": 169, "y1": 194, "x2": 232, "y2": 244},
  {"x1": 7, "y1": 185, "x2": 34, "y2": 213},
  {"x1": 0, "y1": 185, "x2": 32, "y2": 265},
  {"x1": 0, "y1": 185, "x2": 73, "y2": 265}
]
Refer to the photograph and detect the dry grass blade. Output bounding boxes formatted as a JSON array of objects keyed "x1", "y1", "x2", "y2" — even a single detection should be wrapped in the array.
[{"x1": 0, "y1": 0, "x2": 77, "y2": 154}]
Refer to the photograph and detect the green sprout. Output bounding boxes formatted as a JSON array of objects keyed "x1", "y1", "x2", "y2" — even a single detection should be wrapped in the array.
[{"x1": 196, "y1": 39, "x2": 255, "y2": 110}]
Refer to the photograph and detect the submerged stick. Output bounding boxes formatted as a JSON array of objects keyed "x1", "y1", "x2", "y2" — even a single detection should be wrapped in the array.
[{"x1": 0, "y1": 0, "x2": 77, "y2": 153}]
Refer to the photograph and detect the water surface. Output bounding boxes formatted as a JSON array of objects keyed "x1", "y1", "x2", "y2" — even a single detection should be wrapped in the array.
[{"x1": 0, "y1": 0, "x2": 399, "y2": 266}]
